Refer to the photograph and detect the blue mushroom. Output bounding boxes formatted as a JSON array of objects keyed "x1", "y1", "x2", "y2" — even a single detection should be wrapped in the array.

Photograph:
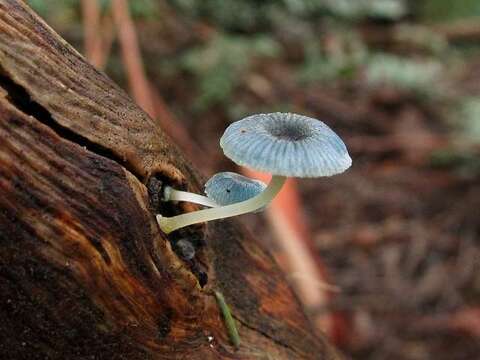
[
  {"x1": 205, "y1": 171, "x2": 267, "y2": 209},
  {"x1": 221, "y1": 113, "x2": 351, "y2": 177},
  {"x1": 157, "y1": 113, "x2": 351, "y2": 234},
  {"x1": 161, "y1": 172, "x2": 266, "y2": 209}
]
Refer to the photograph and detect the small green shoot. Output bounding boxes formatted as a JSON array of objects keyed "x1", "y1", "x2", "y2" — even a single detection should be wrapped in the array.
[{"x1": 214, "y1": 290, "x2": 241, "y2": 349}]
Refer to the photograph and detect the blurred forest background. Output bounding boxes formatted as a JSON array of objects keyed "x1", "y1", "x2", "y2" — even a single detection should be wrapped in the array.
[{"x1": 27, "y1": 0, "x2": 480, "y2": 359}]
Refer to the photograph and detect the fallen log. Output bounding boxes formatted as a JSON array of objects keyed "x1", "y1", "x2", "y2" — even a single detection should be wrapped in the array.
[{"x1": 0, "y1": 1, "x2": 341, "y2": 358}]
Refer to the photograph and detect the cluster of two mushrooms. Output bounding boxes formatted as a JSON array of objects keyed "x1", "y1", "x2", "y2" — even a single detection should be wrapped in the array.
[{"x1": 157, "y1": 113, "x2": 352, "y2": 234}]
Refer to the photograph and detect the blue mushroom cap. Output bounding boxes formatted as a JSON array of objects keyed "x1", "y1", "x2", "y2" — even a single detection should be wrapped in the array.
[
  {"x1": 205, "y1": 172, "x2": 267, "y2": 206},
  {"x1": 220, "y1": 113, "x2": 352, "y2": 177}
]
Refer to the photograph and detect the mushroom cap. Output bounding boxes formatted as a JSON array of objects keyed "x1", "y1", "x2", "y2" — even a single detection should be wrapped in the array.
[
  {"x1": 220, "y1": 112, "x2": 352, "y2": 177},
  {"x1": 205, "y1": 172, "x2": 267, "y2": 206}
]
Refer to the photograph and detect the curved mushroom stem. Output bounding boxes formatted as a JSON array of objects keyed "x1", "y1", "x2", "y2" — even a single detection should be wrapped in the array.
[
  {"x1": 157, "y1": 175, "x2": 287, "y2": 234},
  {"x1": 163, "y1": 186, "x2": 219, "y2": 208}
]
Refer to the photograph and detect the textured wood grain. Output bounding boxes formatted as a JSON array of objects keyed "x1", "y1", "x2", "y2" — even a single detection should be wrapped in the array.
[{"x1": 0, "y1": 1, "x2": 340, "y2": 359}]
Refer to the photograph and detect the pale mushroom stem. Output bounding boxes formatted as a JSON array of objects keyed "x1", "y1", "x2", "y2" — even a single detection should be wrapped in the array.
[
  {"x1": 157, "y1": 175, "x2": 287, "y2": 234},
  {"x1": 163, "y1": 186, "x2": 219, "y2": 208}
]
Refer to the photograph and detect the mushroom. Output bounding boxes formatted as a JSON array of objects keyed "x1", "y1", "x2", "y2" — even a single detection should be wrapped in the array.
[
  {"x1": 205, "y1": 172, "x2": 267, "y2": 207},
  {"x1": 157, "y1": 112, "x2": 351, "y2": 234},
  {"x1": 161, "y1": 172, "x2": 266, "y2": 209}
]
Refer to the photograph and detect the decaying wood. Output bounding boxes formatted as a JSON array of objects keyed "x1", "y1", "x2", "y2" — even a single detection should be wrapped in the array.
[{"x1": 0, "y1": 1, "x2": 341, "y2": 359}]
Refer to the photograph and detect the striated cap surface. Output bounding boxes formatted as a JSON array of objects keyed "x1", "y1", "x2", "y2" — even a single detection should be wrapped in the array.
[
  {"x1": 220, "y1": 112, "x2": 352, "y2": 177},
  {"x1": 205, "y1": 172, "x2": 267, "y2": 206}
]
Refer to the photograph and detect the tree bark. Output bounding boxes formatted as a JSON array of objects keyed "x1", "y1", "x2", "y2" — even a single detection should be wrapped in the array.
[{"x1": 0, "y1": 1, "x2": 341, "y2": 359}]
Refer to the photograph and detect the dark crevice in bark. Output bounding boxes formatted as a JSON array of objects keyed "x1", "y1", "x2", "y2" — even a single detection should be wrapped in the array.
[
  {"x1": 147, "y1": 176, "x2": 209, "y2": 287},
  {"x1": 0, "y1": 68, "x2": 141, "y2": 181}
]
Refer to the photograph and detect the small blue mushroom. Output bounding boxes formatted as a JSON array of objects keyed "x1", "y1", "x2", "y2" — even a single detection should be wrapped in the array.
[
  {"x1": 205, "y1": 172, "x2": 267, "y2": 207},
  {"x1": 157, "y1": 112, "x2": 351, "y2": 234}
]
